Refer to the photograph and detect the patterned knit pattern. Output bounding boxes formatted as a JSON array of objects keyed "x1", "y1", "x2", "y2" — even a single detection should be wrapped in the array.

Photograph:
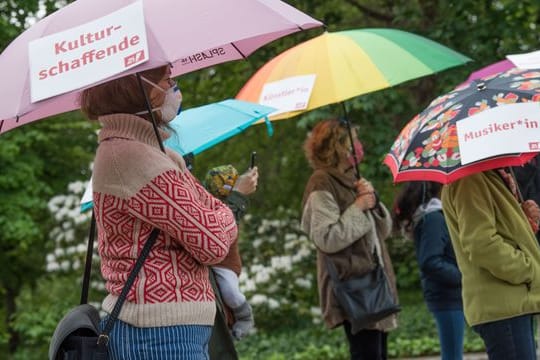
[{"x1": 93, "y1": 114, "x2": 237, "y2": 327}]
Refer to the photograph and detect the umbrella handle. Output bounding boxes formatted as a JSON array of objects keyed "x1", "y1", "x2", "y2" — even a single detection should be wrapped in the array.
[
  {"x1": 340, "y1": 103, "x2": 382, "y2": 210},
  {"x1": 341, "y1": 102, "x2": 361, "y2": 180},
  {"x1": 262, "y1": 115, "x2": 274, "y2": 137}
]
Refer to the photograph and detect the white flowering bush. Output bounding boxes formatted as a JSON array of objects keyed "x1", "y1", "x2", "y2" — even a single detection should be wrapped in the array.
[
  {"x1": 46, "y1": 177, "x2": 106, "y2": 302},
  {"x1": 237, "y1": 208, "x2": 320, "y2": 330},
  {"x1": 46, "y1": 180, "x2": 93, "y2": 273}
]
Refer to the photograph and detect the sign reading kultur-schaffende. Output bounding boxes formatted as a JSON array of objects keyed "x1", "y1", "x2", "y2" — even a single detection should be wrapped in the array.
[{"x1": 28, "y1": 1, "x2": 148, "y2": 102}]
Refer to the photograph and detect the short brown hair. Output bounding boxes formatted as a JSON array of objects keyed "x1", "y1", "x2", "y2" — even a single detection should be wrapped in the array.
[
  {"x1": 79, "y1": 65, "x2": 169, "y2": 124},
  {"x1": 304, "y1": 119, "x2": 351, "y2": 169}
]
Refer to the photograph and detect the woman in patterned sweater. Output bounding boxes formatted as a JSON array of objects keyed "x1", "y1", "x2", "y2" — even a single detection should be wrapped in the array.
[{"x1": 80, "y1": 65, "x2": 237, "y2": 359}]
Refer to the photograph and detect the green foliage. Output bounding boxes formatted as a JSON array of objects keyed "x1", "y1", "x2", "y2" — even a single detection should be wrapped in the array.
[
  {"x1": 11, "y1": 275, "x2": 81, "y2": 360},
  {"x1": 236, "y1": 290, "x2": 485, "y2": 359},
  {"x1": 236, "y1": 325, "x2": 347, "y2": 360},
  {"x1": 0, "y1": 116, "x2": 96, "y2": 290},
  {"x1": 387, "y1": 235, "x2": 421, "y2": 290},
  {"x1": 0, "y1": 114, "x2": 96, "y2": 353}
]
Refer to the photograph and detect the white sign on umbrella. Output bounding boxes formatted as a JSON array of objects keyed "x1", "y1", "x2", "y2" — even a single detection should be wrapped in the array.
[
  {"x1": 457, "y1": 102, "x2": 540, "y2": 164},
  {"x1": 258, "y1": 74, "x2": 316, "y2": 116},
  {"x1": 28, "y1": 2, "x2": 148, "y2": 102},
  {"x1": 506, "y1": 50, "x2": 540, "y2": 70}
]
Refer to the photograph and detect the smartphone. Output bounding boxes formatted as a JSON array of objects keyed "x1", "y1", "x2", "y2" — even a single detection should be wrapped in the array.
[{"x1": 250, "y1": 151, "x2": 257, "y2": 169}]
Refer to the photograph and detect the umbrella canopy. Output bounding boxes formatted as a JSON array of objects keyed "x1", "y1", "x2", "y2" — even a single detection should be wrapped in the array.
[
  {"x1": 236, "y1": 28, "x2": 471, "y2": 120},
  {"x1": 464, "y1": 51, "x2": 540, "y2": 84},
  {"x1": 165, "y1": 99, "x2": 275, "y2": 156},
  {"x1": 384, "y1": 68, "x2": 540, "y2": 184},
  {"x1": 0, "y1": 0, "x2": 322, "y2": 135},
  {"x1": 466, "y1": 59, "x2": 515, "y2": 83}
]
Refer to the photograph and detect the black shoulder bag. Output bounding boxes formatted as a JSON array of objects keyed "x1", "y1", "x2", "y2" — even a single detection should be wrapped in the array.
[
  {"x1": 324, "y1": 245, "x2": 400, "y2": 330},
  {"x1": 48, "y1": 212, "x2": 160, "y2": 360}
]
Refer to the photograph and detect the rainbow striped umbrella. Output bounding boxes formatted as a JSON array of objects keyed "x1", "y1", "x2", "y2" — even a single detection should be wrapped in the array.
[{"x1": 237, "y1": 28, "x2": 471, "y2": 120}]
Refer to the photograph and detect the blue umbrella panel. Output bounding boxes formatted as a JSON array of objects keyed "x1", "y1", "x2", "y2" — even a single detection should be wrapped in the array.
[{"x1": 165, "y1": 99, "x2": 275, "y2": 155}]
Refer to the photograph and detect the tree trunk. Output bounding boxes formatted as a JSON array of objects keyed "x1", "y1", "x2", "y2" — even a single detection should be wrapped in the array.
[{"x1": 5, "y1": 286, "x2": 20, "y2": 354}]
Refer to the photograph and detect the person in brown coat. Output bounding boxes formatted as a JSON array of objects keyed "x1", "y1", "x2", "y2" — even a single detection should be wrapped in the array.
[{"x1": 301, "y1": 119, "x2": 398, "y2": 360}]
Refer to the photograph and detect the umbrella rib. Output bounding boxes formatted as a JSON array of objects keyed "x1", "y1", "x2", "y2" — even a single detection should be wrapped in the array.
[{"x1": 230, "y1": 42, "x2": 247, "y2": 60}]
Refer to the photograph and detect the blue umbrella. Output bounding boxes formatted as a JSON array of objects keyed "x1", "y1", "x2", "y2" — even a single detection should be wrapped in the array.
[
  {"x1": 165, "y1": 99, "x2": 275, "y2": 155},
  {"x1": 80, "y1": 99, "x2": 275, "y2": 212}
]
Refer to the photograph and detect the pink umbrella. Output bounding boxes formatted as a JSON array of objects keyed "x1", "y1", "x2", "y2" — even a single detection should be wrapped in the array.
[
  {"x1": 465, "y1": 59, "x2": 515, "y2": 83},
  {"x1": 0, "y1": 0, "x2": 322, "y2": 135}
]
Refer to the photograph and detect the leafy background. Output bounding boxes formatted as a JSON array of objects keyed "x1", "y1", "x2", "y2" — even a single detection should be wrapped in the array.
[{"x1": 1, "y1": 0, "x2": 540, "y2": 358}]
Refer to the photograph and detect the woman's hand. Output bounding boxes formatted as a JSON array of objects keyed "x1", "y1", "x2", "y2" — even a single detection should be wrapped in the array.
[
  {"x1": 354, "y1": 178, "x2": 376, "y2": 211},
  {"x1": 355, "y1": 178, "x2": 373, "y2": 194},
  {"x1": 232, "y1": 167, "x2": 259, "y2": 195}
]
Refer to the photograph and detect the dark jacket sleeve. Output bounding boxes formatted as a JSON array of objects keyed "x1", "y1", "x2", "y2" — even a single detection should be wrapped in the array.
[
  {"x1": 415, "y1": 211, "x2": 461, "y2": 286},
  {"x1": 224, "y1": 191, "x2": 249, "y2": 224}
]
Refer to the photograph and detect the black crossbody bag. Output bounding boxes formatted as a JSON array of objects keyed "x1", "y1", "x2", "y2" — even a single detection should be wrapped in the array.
[
  {"x1": 324, "y1": 246, "x2": 400, "y2": 329},
  {"x1": 49, "y1": 212, "x2": 159, "y2": 360}
]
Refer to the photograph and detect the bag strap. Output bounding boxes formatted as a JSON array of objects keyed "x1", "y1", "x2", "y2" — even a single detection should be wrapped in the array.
[
  {"x1": 322, "y1": 230, "x2": 382, "y2": 284},
  {"x1": 323, "y1": 254, "x2": 341, "y2": 283},
  {"x1": 79, "y1": 209, "x2": 160, "y2": 347},
  {"x1": 98, "y1": 226, "x2": 160, "y2": 344}
]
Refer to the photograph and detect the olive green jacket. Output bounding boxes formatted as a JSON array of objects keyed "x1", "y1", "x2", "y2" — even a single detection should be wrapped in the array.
[{"x1": 442, "y1": 170, "x2": 540, "y2": 326}]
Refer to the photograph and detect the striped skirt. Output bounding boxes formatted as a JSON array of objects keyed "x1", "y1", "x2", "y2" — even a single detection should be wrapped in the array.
[{"x1": 100, "y1": 317, "x2": 212, "y2": 360}]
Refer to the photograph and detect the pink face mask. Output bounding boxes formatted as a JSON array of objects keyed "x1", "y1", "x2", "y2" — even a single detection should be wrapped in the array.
[{"x1": 347, "y1": 140, "x2": 364, "y2": 166}]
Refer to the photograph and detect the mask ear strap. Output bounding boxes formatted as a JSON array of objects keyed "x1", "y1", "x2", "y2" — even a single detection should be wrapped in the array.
[
  {"x1": 138, "y1": 75, "x2": 166, "y2": 92},
  {"x1": 134, "y1": 108, "x2": 161, "y2": 116},
  {"x1": 134, "y1": 76, "x2": 164, "y2": 115}
]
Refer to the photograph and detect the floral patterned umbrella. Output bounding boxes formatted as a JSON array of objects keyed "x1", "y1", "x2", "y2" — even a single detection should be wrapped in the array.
[{"x1": 384, "y1": 68, "x2": 540, "y2": 184}]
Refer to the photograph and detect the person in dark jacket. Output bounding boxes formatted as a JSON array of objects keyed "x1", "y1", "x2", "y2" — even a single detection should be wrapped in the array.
[
  {"x1": 513, "y1": 155, "x2": 540, "y2": 242},
  {"x1": 393, "y1": 181, "x2": 464, "y2": 360}
]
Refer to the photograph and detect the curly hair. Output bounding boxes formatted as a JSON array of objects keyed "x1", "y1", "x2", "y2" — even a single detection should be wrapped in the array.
[
  {"x1": 303, "y1": 119, "x2": 352, "y2": 169},
  {"x1": 79, "y1": 65, "x2": 169, "y2": 126},
  {"x1": 392, "y1": 181, "x2": 443, "y2": 233}
]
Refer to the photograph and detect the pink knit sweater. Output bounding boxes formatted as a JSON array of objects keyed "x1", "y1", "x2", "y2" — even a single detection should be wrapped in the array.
[{"x1": 92, "y1": 114, "x2": 237, "y2": 327}]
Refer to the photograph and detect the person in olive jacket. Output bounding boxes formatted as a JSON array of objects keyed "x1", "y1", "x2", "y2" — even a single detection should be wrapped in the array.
[
  {"x1": 301, "y1": 119, "x2": 398, "y2": 360},
  {"x1": 393, "y1": 181, "x2": 464, "y2": 360},
  {"x1": 442, "y1": 169, "x2": 540, "y2": 360}
]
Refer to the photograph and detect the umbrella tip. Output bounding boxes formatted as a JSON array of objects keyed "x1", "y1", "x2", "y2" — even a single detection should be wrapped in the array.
[{"x1": 476, "y1": 82, "x2": 487, "y2": 91}]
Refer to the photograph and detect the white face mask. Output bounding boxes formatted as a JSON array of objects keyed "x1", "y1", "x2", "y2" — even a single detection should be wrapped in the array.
[
  {"x1": 137, "y1": 76, "x2": 182, "y2": 122},
  {"x1": 159, "y1": 85, "x2": 182, "y2": 122}
]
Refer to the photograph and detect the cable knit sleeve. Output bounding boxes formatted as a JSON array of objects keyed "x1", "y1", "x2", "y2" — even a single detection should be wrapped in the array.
[{"x1": 126, "y1": 169, "x2": 237, "y2": 265}]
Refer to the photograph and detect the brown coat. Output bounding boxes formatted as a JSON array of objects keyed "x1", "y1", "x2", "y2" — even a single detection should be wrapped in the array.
[{"x1": 301, "y1": 168, "x2": 398, "y2": 332}]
